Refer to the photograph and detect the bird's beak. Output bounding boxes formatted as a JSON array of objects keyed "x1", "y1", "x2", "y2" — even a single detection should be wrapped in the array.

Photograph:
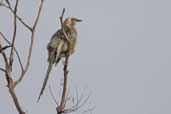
[{"x1": 72, "y1": 18, "x2": 82, "y2": 22}]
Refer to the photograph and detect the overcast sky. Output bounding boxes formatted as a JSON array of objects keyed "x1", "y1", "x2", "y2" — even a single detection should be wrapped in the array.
[{"x1": 0, "y1": 0, "x2": 171, "y2": 114}]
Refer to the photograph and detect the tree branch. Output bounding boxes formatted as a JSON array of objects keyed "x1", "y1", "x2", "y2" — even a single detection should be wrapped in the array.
[
  {"x1": 0, "y1": 40, "x2": 8, "y2": 68},
  {"x1": 9, "y1": 0, "x2": 19, "y2": 72},
  {"x1": 15, "y1": 0, "x2": 44, "y2": 86},
  {"x1": 9, "y1": 88, "x2": 25, "y2": 114},
  {"x1": 1, "y1": 1, "x2": 25, "y2": 114},
  {"x1": 49, "y1": 85, "x2": 59, "y2": 106},
  {"x1": 5, "y1": 0, "x2": 11, "y2": 9},
  {"x1": 56, "y1": 8, "x2": 92, "y2": 114},
  {"x1": 59, "y1": 8, "x2": 70, "y2": 43},
  {"x1": 0, "y1": 32, "x2": 24, "y2": 71},
  {"x1": 1, "y1": 1, "x2": 45, "y2": 114},
  {"x1": 55, "y1": 8, "x2": 70, "y2": 114},
  {"x1": 0, "y1": 45, "x2": 10, "y2": 52},
  {"x1": 32, "y1": 0, "x2": 44, "y2": 30},
  {"x1": 57, "y1": 56, "x2": 69, "y2": 114},
  {"x1": 0, "y1": 67, "x2": 7, "y2": 74},
  {"x1": 0, "y1": 3, "x2": 32, "y2": 31}
]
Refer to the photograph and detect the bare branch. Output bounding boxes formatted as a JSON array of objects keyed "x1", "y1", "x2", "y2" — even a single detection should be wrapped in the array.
[
  {"x1": 60, "y1": 85, "x2": 94, "y2": 114},
  {"x1": 1, "y1": 0, "x2": 44, "y2": 87},
  {"x1": 1, "y1": 0, "x2": 45, "y2": 114},
  {"x1": 64, "y1": 107, "x2": 95, "y2": 114},
  {"x1": 0, "y1": 3, "x2": 32, "y2": 31},
  {"x1": 73, "y1": 93, "x2": 91, "y2": 110},
  {"x1": 32, "y1": 0, "x2": 44, "y2": 30},
  {"x1": 71, "y1": 87, "x2": 88, "y2": 109},
  {"x1": 15, "y1": 0, "x2": 44, "y2": 86},
  {"x1": 59, "y1": 8, "x2": 70, "y2": 42},
  {"x1": 57, "y1": 11, "x2": 70, "y2": 113},
  {"x1": 0, "y1": 40, "x2": 8, "y2": 68},
  {"x1": 1, "y1": 1, "x2": 26, "y2": 114},
  {"x1": 80, "y1": 107, "x2": 95, "y2": 113},
  {"x1": 64, "y1": 85, "x2": 71, "y2": 108},
  {"x1": 16, "y1": 15, "x2": 32, "y2": 31},
  {"x1": 0, "y1": 58, "x2": 23, "y2": 114},
  {"x1": 49, "y1": 85, "x2": 59, "y2": 106},
  {"x1": 0, "y1": 67, "x2": 7, "y2": 73},
  {"x1": 9, "y1": 88, "x2": 25, "y2": 114},
  {"x1": 5, "y1": 0, "x2": 11, "y2": 9},
  {"x1": 0, "y1": 45, "x2": 10, "y2": 52},
  {"x1": 56, "y1": 9, "x2": 92, "y2": 114},
  {"x1": 0, "y1": 39, "x2": 11, "y2": 83},
  {"x1": 57, "y1": 55, "x2": 70, "y2": 114},
  {"x1": 0, "y1": 32, "x2": 24, "y2": 71},
  {"x1": 9, "y1": 0, "x2": 19, "y2": 72}
]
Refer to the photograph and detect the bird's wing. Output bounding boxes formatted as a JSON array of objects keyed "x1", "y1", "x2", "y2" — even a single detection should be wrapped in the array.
[
  {"x1": 37, "y1": 30, "x2": 66, "y2": 102},
  {"x1": 47, "y1": 30, "x2": 64, "y2": 62}
]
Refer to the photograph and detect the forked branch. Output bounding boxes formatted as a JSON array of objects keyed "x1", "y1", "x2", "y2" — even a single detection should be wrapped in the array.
[
  {"x1": 0, "y1": 0, "x2": 45, "y2": 114},
  {"x1": 14, "y1": 0, "x2": 44, "y2": 86},
  {"x1": 55, "y1": 8, "x2": 92, "y2": 114}
]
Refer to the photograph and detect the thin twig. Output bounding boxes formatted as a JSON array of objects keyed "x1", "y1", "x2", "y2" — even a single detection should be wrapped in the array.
[
  {"x1": 0, "y1": 3, "x2": 32, "y2": 31},
  {"x1": 0, "y1": 40, "x2": 11, "y2": 84},
  {"x1": 62, "y1": 86, "x2": 94, "y2": 114},
  {"x1": 32, "y1": 0, "x2": 44, "y2": 30},
  {"x1": 57, "y1": 56, "x2": 69, "y2": 114},
  {"x1": 64, "y1": 107, "x2": 95, "y2": 114},
  {"x1": 16, "y1": 15, "x2": 32, "y2": 31},
  {"x1": 72, "y1": 87, "x2": 87, "y2": 109},
  {"x1": 1, "y1": 1, "x2": 45, "y2": 114},
  {"x1": 49, "y1": 85, "x2": 59, "y2": 106},
  {"x1": 73, "y1": 93, "x2": 91, "y2": 110},
  {"x1": 5, "y1": 0, "x2": 11, "y2": 9},
  {"x1": 59, "y1": 8, "x2": 70, "y2": 42},
  {"x1": 57, "y1": 8, "x2": 92, "y2": 114},
  {"x1": 74, "y1": 86, "x2": 79, "y2": 107},
  {"x1": 0, "y1": 40, "x2": 8, "y2": 68},
  {"x1": 15, "y1": 0, "x2": 44, "y2": 86},
  {"x1": 0, "y1": 45, "x2": 10, "y2": 52},
  {"x1": 0, "y1": 32, "x2": 24, "y2": 71},
  {"x1": 0, "y1": 68, "x2": 7, "y2": 73},
  {"x1": 56, "y1": 10, "x2": 70, "y2": 114},
  {"x1": 9, "y1": 0, "x2": 19, "y2": 71},
  {"x1": 3, "y1": 1, "x2": 26, "y2": 114}
]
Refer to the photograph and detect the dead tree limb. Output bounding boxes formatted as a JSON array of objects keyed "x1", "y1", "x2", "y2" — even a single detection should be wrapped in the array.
[
  {"x1": 0, "y1": 32, "x2": 24, "y2": 71},
  {"x1": 56, "y1": 8, "x2": 70, "y2": 114},
  {"x1": 14, "y1": 0, "x2": 44, "y2": 86},
  {"x1": 55, "y1": 8, "x2": 93, "y2": 114},
  {"x1": 57, "y1": 55, "x2": 70, "y2": 114},
  {"x1": 1, "y1": 1, "x2": 32, "y2": 31},
  {"x1": 0, "y1": 0, "x2": 45, "y2": 114}
]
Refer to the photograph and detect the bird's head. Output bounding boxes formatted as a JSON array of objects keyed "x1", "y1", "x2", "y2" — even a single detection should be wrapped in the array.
[{"x1": 64, "y1": 17, "x2": 82, "y2": 28}]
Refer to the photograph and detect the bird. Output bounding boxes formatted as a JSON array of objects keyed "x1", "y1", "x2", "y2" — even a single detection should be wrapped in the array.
[{"x1": 37, "y1": 17, "x2": 82, "y2": 102}]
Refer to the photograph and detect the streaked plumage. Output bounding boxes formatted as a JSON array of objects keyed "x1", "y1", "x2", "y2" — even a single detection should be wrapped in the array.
[{"x1": 37, "y1": 17, "x2": 82, "y2": 102}]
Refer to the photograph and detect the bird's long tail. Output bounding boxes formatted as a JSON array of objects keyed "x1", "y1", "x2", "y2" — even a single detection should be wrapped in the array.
[{"x1": 37, "y1": 60, "x2": 53, "y2": 102}]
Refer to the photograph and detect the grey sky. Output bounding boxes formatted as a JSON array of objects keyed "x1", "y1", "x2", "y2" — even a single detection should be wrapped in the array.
[{"x1": 0, "y1": 0, "x2": 171, "y2": 114}]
